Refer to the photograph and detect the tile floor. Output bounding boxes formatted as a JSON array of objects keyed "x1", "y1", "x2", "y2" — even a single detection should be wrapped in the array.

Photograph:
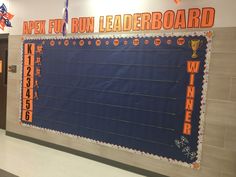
[{"x1": 0, "y1": 129, "x2": 145, "y2": 177}]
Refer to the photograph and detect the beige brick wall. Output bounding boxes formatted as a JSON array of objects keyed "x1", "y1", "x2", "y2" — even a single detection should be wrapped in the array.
[{"x1": 6, "y1": 27, "x2": 236, "y2": 177}]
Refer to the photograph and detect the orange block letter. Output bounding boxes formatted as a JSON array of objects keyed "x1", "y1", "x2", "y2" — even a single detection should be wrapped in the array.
[
  {"x1": 183, "y1": 123, "x2": 191, "y2": 135},
  {"x1": 187, "y1": 61, "x2": 200, "y2": 73}
]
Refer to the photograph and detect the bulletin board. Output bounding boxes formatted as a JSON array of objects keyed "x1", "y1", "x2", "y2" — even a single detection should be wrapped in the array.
[{"x1": 20, "y1": 31, "x2": 212, "y2": 168}]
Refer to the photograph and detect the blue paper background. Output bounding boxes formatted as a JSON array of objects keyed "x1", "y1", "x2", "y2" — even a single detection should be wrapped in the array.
[{"x1": 22, "y1": 36, "x2": 207, "y2": 164}]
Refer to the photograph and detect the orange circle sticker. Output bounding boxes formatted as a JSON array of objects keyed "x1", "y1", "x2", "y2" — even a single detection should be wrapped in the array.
[
  {"x1": 154, "y1": 38, "x2": 161, "y2": 46},
  {"x1": 50, "y1": 40, "x2": 55, "y2": 46},
  {"x1": 133, "y1": 38, "x2": 139, "y2": 46},
  {"x1": 96, "y1": 40, "x2": 101, "y2": 46},
  {"x1": 113, "y1": 39, "x2": 119, "y2": 46},
  {"x1": 64, "y1": 40, "x2": 69, "y2": 46},
  {"x1": 177, "y1": 37, "x2": 185, "y2": 45},
  {"x1": 79, "y1": 40, "x2": 84, "y2": 46}
]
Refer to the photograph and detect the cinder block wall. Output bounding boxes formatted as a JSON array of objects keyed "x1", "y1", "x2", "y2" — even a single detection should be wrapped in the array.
[{"x1": 6, "y1": 27, "x2": 236, "y2": 177}]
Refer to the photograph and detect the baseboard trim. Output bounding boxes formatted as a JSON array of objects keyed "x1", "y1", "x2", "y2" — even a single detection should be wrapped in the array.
[
  {"x1": 6, "y1": 131, "x2": 167, "y2": 177},
  {"x1": 0, "y1": 168, "x2": 18, "y2": 177}
]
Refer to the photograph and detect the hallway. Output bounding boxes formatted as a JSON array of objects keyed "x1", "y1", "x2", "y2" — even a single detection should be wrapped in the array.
[{"x1": 0, "y1": 129, "x2": 144, "y2": 177}]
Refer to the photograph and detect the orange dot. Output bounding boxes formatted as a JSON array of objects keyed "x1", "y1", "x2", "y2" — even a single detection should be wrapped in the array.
[
  {"x1": 64, "y1": 40, "x2": 69, "y2": 46},
  {"x1": 154, "y1": 38, "x2": 161, "y2": 46},
  {"x1": 79, "y1": 40, "x2": 84, "y2": 46},
  {"x1": 50, "y1": 40, "x2": 55, "y2": 46},
  {"x1": 123, "y1": 40, "x2": 128, "y2": 45},
  {"x1": 133, "y1": 38, "x2": 139, "y2": 46},
  {"x1": 113, "y1": 39, "x2": 119, "y2": 46},
  {"x1": 177, "y1": 37, "x2": 185, "y2": 45},
  {"x1": 96, "y1": 40, "x2": 101, "y2": 46}
]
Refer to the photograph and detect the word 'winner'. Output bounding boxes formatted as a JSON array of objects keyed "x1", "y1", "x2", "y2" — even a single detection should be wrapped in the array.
[{"x1": 183, "y1": 60, "x2": 200, "y2": 136}]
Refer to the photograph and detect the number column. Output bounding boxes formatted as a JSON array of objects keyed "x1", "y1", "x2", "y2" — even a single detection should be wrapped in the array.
[{"x1": 22, "y1": 43, "x2": 35, "y2": 122}]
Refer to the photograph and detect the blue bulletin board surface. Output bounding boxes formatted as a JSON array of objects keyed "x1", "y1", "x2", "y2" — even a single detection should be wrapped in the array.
[{"x1": 20, "y1": 31, "x2": 212, "y2": 168}]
